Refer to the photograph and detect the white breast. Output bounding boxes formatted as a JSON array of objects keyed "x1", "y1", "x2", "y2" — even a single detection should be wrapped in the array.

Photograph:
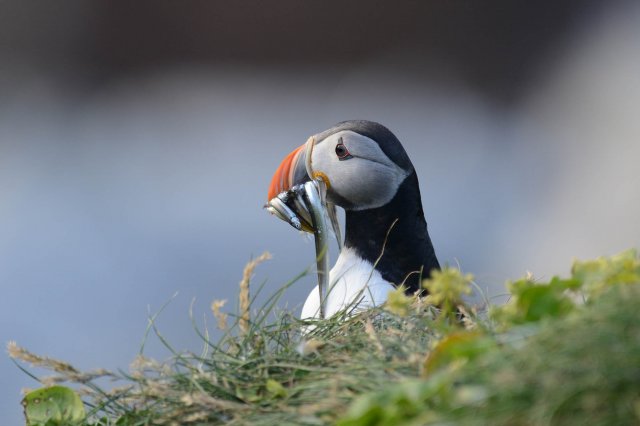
[{"x1": 300, "y1": 248, "x2": 395, "y2": 319}]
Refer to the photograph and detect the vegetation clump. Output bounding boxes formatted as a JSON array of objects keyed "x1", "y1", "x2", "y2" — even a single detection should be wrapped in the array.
[{"x1": 10, "y1": 249, "x2": 640, "y2": 425}]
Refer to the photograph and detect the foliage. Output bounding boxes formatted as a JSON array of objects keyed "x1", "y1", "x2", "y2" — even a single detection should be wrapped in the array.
[
  {"x1": 340, "y1": 249, "x2": 640, "y2": 426},
  {"x1": 9, "y1": 249, "x2": 640, "y2": 426},
  {"x1": 422, "y1": 268, "x2": 473, "y2": 318},
  {"x1": 384, "y1": 285, "x2": 412, "y2": 317},
  {"x1": 572, "y1": 248, "x2": 640, "y2": 296},
  {"x1": 489, "y1": 275, "x2": 579, "y2": 327},
  {"x1": 22, "y1": 386, "x2": 86, "y2": 426}
]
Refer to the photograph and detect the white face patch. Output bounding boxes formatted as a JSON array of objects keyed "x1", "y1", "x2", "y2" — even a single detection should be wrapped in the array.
[{"x1": 310, "y1": 130, "x2": 410, "y2": 210}]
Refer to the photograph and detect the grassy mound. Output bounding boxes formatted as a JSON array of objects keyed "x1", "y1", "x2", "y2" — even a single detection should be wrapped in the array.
[{"x1": 10, "y1": 250, "x2": 640, "y2": 425}]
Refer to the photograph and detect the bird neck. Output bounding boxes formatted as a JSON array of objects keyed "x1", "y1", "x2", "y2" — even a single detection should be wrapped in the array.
[{"x1": 343, "y1": 171, "x2": 439, "y2": 293}]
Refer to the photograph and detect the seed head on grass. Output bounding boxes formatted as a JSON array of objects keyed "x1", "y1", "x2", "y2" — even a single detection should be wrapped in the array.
[
  {"x1": 8, "y1": 341, "x2": 113, "y2": 389},
  {"x1": 129, "y1": 354, "x2": 172, "y2": 379},
  {"x1": 211, "y1": 299, "x2": 228, "y2": 330},
  {"x1": 7, "y1": 341, "x2": 79, "y2": 375},
  {"x1": 239, "y1": 252, "x2": 272, "y2": 335},
  {"x1": 40, "y1": 369, "x2": 113, "y2": 387}
]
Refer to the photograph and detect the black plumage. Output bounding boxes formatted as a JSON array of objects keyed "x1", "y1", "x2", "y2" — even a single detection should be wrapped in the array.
[
  {"x1": 319, "y1": 120, "x2": 440, "y2": 293},
  {"x1": 344, "y1": 170, "x2": 439, "y2": 294}
]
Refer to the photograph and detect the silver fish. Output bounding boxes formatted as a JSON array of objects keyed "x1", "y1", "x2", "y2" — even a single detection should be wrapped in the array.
[{"x1": 266, "y1": 178, "x2": 341, "y2": 319}]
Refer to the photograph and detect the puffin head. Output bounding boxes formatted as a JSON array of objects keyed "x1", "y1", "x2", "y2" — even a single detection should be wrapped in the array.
[{"x1": 268, "y1": 120, "x2": 414, "y2": 213}]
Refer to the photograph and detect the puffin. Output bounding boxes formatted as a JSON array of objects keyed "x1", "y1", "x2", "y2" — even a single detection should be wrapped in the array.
[{"x1": 267, "y1": 120, "x2": 439, "y2": 319}]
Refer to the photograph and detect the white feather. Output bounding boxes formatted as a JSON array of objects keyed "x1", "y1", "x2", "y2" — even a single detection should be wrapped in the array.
[{"x1": 300, "y1": 247, "x2": 395, "y2": 319}]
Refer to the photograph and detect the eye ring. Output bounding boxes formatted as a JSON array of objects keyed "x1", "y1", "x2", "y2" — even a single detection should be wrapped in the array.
[{"x1": 335, "y1": 138, "x2": 353, "y2": 161}]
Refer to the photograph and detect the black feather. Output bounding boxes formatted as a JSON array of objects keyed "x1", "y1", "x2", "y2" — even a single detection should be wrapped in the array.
[{"x1": 344, "y1": 170, "x2": 440, "y2": 294}]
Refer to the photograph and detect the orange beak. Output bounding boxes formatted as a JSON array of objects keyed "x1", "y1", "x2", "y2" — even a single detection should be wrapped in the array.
[{"x1": 267, "y1": 143, "x2": 306, "y2": 201}]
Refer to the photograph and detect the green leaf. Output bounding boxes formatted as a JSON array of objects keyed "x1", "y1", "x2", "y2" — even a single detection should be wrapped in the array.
[
  {"x1": 572, "y1": 249, "x2": 640, "y2": 296},
  {"x1": 265, "y1": 379, "x2": 287, "y2": 398},
  {"x1": 337, "y1": 376, "x2": 451, "y2": 426},
  {"x1": 22, "y1": 386, "x2": 86, "y2": 426},
  {"x1": 424, "y1": 331, "x2": 496, "y2": 375},
  {"x1": 490, "y1": 275, "x2": 578, "y2": 327}
]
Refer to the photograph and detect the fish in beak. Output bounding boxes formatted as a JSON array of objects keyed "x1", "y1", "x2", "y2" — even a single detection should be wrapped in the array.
[
  {"x1": 266, "y1": 138, "x2": 343, "y2": 244},
  {"x1": 265, "y1": 137, "x2": 342, "y2": 319}
]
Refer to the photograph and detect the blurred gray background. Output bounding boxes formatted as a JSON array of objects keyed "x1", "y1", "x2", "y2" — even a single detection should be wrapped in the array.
[{"x1": 2, "y1": 1, "x2": 639, "y2": 423}]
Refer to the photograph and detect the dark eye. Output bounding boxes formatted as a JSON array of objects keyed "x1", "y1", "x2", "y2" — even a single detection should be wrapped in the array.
[{"x1": 335, "y1": 138, "x2": 352, "y2": 160}]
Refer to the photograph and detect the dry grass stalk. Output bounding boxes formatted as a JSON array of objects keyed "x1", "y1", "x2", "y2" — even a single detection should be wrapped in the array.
[
  {"x1": 40, "y1": 369, "x2": 112, "y2": 386},
  {"x1": 211, "y1": 299, "x2": 228, "y2": 330},
  {"x1": 457, "y1": 305, "x2": 478, "y2": 330},
  {"x1": 129, "y1": 354, "x2": 172, "y2": 379},
  {"x1": 7, "y1": 341, "x2": 79, "y2": 375},
  {"x1": 238, "y1": 252, "x2": 272, "y2": 335},
  {"x1": 296, "y1": 338, "x2": 325, "y2": 356},
  {"x1": 364, "y1": 318, "x2": 384, "y2": 354},
  {"x1": 180, "y1": 392, "x2": 249, "y2": 411}
]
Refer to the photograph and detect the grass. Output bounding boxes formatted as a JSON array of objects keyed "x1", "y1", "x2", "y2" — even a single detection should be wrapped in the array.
[{"x1": 10, "y1": 249, "x2": 640, "y2": 425}]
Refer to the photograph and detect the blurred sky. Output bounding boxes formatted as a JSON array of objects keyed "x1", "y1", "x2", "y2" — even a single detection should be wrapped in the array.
[{"x1": 2, "y1": 1, "x2": 640, "y2": 423}]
